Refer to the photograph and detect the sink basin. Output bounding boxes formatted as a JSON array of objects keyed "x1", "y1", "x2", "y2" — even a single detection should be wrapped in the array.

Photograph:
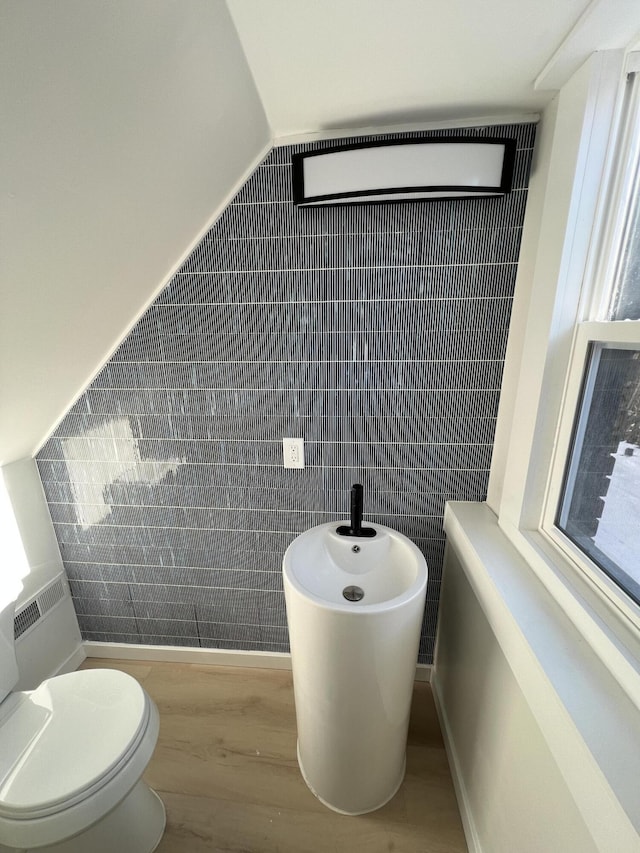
[
  {"x1": 283, "y1": 521, "x2": 426, "y2": 609},
  {"x1": 283, "y1": 521, "x2": 428, "y2": 815}
]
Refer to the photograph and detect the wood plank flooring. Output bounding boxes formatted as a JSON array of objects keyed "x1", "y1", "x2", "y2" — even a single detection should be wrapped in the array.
[{"x1": 80, "y1": 658, "x2": 467, "y2": 853}]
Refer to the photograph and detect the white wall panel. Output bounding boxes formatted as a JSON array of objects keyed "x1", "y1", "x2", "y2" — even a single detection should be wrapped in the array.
[{"x1": 0, "y1": 0, "x2": 270, "y2": 464}]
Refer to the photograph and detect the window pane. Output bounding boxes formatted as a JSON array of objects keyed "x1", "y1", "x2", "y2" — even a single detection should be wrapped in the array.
[
  {"x1": 610, "y1": 180, "x2": 640, "y2": 320},
  {"x1": 557, "y1": 346, "x2": 640, "y2": 604}
]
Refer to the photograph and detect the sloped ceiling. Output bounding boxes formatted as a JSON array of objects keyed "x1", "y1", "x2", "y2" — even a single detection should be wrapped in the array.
[
  {"x1": 1, "y1": 0, "x2": 639, "y2": 466},
  {"x1": 0, "y1": 0, "x2": 270, "y2": 466}
]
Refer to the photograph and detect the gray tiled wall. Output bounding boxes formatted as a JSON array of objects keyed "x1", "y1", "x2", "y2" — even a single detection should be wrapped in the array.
[{"x1": 36, "y1": 124, "x2": 535, "y2": 663}]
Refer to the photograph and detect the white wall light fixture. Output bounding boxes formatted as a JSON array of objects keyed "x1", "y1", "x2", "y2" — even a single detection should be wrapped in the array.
[{"x1": 292, "y1": 137, "x2": 517, "y2": 206}]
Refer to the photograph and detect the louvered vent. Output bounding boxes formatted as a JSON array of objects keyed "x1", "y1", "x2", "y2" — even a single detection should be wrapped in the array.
[
  {"x1": 14, "y1": 601, "x2": 40, "y2": 639},
  {"x1": 38, "y1": 578, "x2": 65, "y2": 614},
  {"x1": 13, "y1": 576, "x2": 67, "y2": 641}
]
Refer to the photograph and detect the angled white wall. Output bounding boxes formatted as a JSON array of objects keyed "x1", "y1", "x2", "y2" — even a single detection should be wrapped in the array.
[
  {"x1": 434, "y1": 50, "x2": 640, "y2": 852},
  {"x1": 1, "y1": 457, "x2": 84, "y2": 686},
  {"x1": 0, "y1": 0, "x2": 270, "y2": 465},
  {"x1": 434, "y1": 534, "x2": 601, "y2": 853}
]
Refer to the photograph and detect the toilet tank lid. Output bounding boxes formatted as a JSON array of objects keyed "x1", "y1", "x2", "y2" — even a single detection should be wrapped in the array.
[{"x1": 0, "y1": 669, "x2": 149, "y2": 816}]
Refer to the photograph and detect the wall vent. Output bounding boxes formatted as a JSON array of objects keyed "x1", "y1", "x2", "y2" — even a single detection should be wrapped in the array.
[
  {"x1": 14, "y1": 601, "x2": 40, "y2": 639},
  {"x1": 38, "y1": 578, "x2": 65, "y2": 614},
  {"x1": 14, "y1": 576, "x2": 67, "y2": 641}
]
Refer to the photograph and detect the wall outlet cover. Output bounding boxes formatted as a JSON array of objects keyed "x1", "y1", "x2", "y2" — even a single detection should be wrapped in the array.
[{"x1": 283, "y1": 437, "x2": 305, "y2": 469}]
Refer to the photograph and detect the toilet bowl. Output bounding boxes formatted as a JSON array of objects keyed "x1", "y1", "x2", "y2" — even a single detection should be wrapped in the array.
[{"x1": 0, "y1": 596, "x2": 165, "y2": 853}]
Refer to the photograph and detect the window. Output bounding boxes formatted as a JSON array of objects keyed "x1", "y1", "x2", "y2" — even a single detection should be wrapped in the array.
[
  {"x1": 474, "y1": 50, "x2": 640, "y2": 836},
  {"x1": 543, "y1": 62, "x2": 640, "y2": 616},
  {"x1": 557, "y1": 342, "x2": 640, "y2": 605}
]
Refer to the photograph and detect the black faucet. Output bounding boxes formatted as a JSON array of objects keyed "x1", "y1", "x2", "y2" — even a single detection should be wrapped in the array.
[{"x1": 336, "y1": 484, "x2": 376, "y2": 538}]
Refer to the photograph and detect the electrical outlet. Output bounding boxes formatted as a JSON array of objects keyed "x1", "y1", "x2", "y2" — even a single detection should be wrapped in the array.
[{"x1": 283, "y1": 437, "x2": 305, "y2": 469}]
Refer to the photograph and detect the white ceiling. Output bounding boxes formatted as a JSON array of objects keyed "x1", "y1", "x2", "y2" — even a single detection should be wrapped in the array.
[{"x1": 227, "y1": 0, "x2": 636, "y2": 137}]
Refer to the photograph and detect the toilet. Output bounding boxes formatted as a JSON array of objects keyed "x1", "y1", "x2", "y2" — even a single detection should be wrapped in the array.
[{"x1": 0, "y1": 594, "x2": 165, "y2": 853}]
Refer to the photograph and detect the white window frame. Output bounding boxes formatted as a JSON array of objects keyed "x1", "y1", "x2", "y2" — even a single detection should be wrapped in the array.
[
  {"x1": 540, "y1": 55, "x2": 640, "y2": 627},
  {"x1": 493, "y1": 49, "x2": 640, "y2": 709},
  {"x1": 542, "y1": 324, "x2": 640, "y2": 629}
]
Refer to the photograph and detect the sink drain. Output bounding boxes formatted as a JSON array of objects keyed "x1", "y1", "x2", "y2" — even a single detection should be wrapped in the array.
[{"x1": 343, "y1": 585, "x2": 364, "y2": 602}]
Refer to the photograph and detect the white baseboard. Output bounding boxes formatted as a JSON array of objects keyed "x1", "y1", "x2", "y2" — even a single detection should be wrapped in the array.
[
  {"x1": 431, "y1": 671, "x2": 482, "y2": 853},
  {"x1": 82, "y1": 642, "x2": 433, "y2": 681},
  {"x1": 415, "y1": 663, "x2": 432, "y2": 682},
  {"x1": 55, "y1": 644, "x2": 87, "y2": 676},
  {"x1": 82, "y1": 642, "x2": 293, "y2": 670}
]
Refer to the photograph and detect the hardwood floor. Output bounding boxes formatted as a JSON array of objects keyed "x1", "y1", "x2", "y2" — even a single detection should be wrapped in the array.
[{"x1": 80, "y1": 658, "x2": 467, "y2": 853}]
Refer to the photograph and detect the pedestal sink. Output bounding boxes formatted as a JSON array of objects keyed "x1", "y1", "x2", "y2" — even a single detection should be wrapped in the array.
[{"x1": 283, "y1": 520, "x2": 427, "y2": 815}]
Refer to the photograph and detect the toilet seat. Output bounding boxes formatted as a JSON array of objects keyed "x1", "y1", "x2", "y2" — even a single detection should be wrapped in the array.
[{"x1": 0, "y1": 669, "x2": 151, "y2": 820}]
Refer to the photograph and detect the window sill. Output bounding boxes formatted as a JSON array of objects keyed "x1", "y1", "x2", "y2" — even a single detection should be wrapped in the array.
[
  {"x1": 506, "y1": 519, "x2": 640, "y2": 709},
  {"x1": 443, "y1": 501, "x2": 640, "y2": 844}
]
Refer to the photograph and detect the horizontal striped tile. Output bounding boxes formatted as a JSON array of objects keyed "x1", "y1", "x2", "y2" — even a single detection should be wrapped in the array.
[{"x1": 36, "y1": 123, "x2": 536, "y2": 664}]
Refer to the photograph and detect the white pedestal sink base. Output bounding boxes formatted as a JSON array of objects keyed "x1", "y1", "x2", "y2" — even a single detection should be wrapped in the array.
[
  {"x1": 297, "y1": 742, "x2": 406, "y2": 815},
  {"x1": 283, "y1": 522, "x2": 427, "y2": 816}
]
